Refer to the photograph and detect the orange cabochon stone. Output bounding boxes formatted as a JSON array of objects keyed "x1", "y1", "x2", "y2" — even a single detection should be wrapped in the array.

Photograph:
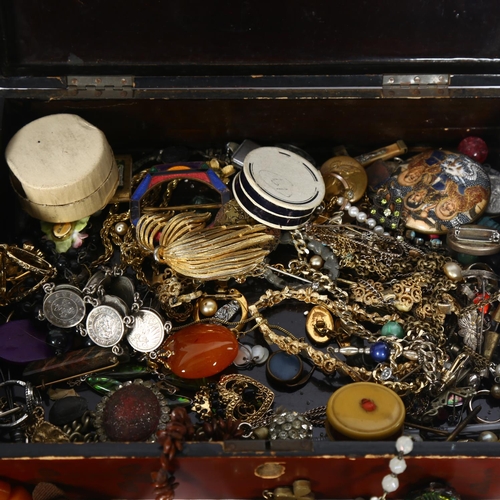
[
  {"x1": 165, "y1": 323, "x2": 238, "y2": 379},
  {"x1": 0, "y1": 480, "x2": 10, "y2": 500},
  {"x1": 8, "y1": 486, "x2": 31, "y2": 500}
]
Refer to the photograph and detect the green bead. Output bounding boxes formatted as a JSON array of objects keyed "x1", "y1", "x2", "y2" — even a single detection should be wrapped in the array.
[
  {"x1": 380, "y1": 321, "x2": 405, "y2": 339},
  {"x1": 86, "y1": 376, "x2": 123, "y2": 395},
  {"x1": 456, "y1": 252, "x2": 479, "y2": 265},
  {"x1": 165, "y1": 394, "x2": 193, "y2": 408}
]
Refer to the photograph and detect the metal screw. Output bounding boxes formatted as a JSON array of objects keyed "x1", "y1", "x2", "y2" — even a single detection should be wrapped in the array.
[
  {"x1": 388, "y1": 77, "x2": 394, "y2": 84},
  {"x1": 414, "y1": 76, "x2": 421, "y2": 83}
]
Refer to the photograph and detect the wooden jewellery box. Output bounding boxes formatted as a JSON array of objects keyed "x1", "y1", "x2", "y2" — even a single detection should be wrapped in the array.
[{"x1": 3, "y1": 2, "x2": 500, "y2": 500}]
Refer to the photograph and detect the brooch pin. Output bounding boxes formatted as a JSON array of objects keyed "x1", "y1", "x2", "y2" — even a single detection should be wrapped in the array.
[{"x1": 192, "y1": 374, "x2": 274, "y2": 425}]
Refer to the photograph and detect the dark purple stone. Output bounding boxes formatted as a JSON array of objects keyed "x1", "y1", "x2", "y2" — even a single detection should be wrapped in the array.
[{"x1": 0, "y1": 319, "x2": 53, "y2": 363}]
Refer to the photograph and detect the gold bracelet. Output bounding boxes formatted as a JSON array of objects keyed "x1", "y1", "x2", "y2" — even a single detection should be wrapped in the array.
[
  {"x1": 0, "y1": 244, "x2": 56, "y2": 305},
  {"x1": 247, "y1": 287, "x2": 430, "y2": 396}
]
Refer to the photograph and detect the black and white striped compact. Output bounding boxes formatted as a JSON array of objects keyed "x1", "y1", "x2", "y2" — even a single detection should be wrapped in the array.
[{"x1": 232, "y1": 147, "x2": 325, "y2": 229}]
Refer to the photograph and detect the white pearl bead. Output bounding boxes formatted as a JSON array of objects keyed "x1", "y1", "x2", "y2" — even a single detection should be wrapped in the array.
[
  {"x1": 389, "y1": 457, "x2": 407, "y2": 474},
  {"x1": 370, "y1": 497, "x2": 380, "y2": 500},
  {"x1": 356, "y1": 211, "x2": 367, "y2": 223},
  {"x1": 348, "y1": 206, "x2": 359, "y2": 217},
  {"x1": 199, "y1": 298, "x2": 218, "y2": 317},
  {"x1": 443, "y1": 261, "x2": 463, "y2": 281},
  {"x1": 366, "y1": 218, "x2": 377, "y2": 229},
  {"x1": 336, "y1": 196, "x2": 345, "y2": 206},
  {"x1": 374, "y1": 225, "x2": 385, "y2": 235},
  {"x1": 495, "y1": 364, "x2": 500, "y2": 377},
  {"x1": 344, "y1": 202, "x2": 351, "y2": 210},
  {"x1": 382, "y1": 474, "x2": 399, "y2": 493},
  {"x1": 114, "y1": 221, "x2": 129, "y2": 236},
  {"x1": 478, "y1": 430, "x2": 498, "y2": 442},
  {"x1": 396, "y1": 435, "x2": 414, "y2": 454}
]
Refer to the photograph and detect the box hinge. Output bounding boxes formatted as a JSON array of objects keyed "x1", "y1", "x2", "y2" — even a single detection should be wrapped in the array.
[
  {"x1": 67, "y1": 76, "x2": 134, "y2": 98},
  {"x1": 383, "y1": 74, "x2": 450, "y2": 98}
]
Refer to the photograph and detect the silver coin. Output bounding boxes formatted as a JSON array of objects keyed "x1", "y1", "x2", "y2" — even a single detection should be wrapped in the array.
[
  {"x1": 107, "y1": 276, "x2": 136, "y2": 308},
  {"x1": 43, "y1": 289, "x2": 86, "y2": 328},
  {"x1": 54, "y1": 284, "x2": 82, "y2": 294},
  {"x1": 84, "y1": 270, "x2": 111, "y2": 291},
  {"x1": 126, "y1": 309, "x2": 165, "y2": 353},
  {"x1": 101, "y1": 294, "x2": 130, "y2": 317},
  {"x1": 86, "y1": 305, "x2": 124, "y2": 348}
]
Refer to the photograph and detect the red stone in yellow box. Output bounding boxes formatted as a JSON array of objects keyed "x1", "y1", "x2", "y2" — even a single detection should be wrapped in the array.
[{"x1": 162, "y1": 323, "x2": 238, "y2": 379}]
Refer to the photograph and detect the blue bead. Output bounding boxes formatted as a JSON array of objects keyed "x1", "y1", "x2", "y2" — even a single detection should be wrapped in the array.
[{"x1": 370, "y1": 341, "x2": 390, "y2": 362}]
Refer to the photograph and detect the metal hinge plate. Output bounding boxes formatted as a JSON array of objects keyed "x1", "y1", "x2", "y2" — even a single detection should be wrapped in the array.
[
  {"x1": 383, "y1": 74, "x2": 450, "y2": 98},
  {"x1": 67, "y1": 76, "x2": 134, "y2": 98}
]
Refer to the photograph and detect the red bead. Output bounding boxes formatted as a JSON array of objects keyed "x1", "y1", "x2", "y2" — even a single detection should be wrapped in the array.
[
  {"x1": 473, "y1": 292, "x2": 491, "y2": 314},
  {"x1": 458, "y1": 136, "x2": 488, "y2": 164},
  {"x1": 165, "y1": 323, "x2": 238, "y2": 379},
  {"x1": 360, "y1": 398, "x2": 377, "y2": 412}
]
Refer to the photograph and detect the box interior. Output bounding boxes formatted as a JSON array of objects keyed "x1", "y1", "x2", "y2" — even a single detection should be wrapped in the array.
[{"x1": 1, "y1": 96, "x2": 500, "y2": 500}]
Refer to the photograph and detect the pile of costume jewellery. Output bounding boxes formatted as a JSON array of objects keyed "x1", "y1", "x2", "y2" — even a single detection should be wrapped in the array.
[{"x1": 1, "y1": 116, "x2": 500, "y2": 458}]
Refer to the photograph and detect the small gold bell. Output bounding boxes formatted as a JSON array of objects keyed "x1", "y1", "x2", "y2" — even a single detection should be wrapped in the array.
[{"x1": 273, "y1": 487, "x2": 295, "y2": 500}]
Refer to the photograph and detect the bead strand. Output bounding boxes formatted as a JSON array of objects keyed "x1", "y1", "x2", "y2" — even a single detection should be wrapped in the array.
[
  {"x1": 370, "y1": 435, "x2": 413, "y2": 500},
  {"x1": 336, "y1": 197, "x2": 388, "y2": 236}
]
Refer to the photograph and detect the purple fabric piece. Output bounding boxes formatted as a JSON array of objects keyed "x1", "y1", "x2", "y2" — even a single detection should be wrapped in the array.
[{"x1": 0, "y1": 319, "x2": 53, "y2": 363}]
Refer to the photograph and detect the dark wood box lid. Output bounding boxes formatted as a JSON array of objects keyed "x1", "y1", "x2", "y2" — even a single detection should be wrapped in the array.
[{"x1": 2, "y1": 0, "x2": 500, "y2": 78}]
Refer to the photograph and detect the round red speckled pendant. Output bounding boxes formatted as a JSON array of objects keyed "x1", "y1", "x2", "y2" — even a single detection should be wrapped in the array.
[
  {"x1": 163, "y1": 323, "x2": 238, "y2": 379},
  {"x1": 93, "y1": 379, "x2": 170, "y2": 442}
]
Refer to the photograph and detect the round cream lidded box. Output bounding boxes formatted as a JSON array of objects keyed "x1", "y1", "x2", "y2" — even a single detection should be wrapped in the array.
[{"x1": 5, "y1": 113, "x2": 119, "y2": 223}]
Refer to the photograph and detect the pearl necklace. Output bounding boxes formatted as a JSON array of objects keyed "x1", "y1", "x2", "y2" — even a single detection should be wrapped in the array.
[
  {"x1": 335, "y1": 196, "x2": 389, "y2": 236},
  {"x1": 371, "y1": 435, "x2": 414, "y2": 499}
]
